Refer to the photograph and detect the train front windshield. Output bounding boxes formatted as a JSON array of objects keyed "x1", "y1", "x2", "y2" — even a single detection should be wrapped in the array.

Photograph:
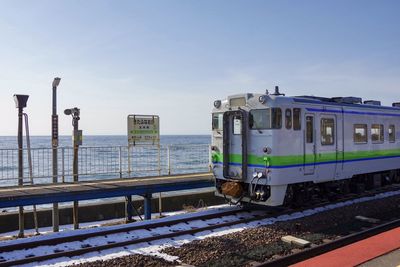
[{"x1": 249, "y1": 108, "x2": 282, "y2": 129}]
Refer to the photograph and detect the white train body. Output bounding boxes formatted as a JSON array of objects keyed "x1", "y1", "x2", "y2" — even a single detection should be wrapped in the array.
[{"x1": 211, "y1": 91, "x2": 400, "y2": 206}]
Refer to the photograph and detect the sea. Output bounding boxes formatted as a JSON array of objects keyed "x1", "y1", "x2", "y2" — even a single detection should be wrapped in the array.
[{"x1": 0, "y1": 135, "x2": 211, "y2": 149}]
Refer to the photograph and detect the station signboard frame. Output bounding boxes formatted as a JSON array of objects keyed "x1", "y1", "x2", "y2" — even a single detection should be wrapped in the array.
[{"x1": 127, "y1": 114, "x2": 160, "y2": 146}]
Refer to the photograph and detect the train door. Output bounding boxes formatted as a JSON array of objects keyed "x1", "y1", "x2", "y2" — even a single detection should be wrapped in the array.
[
  {"x1": 222, "y1": 110, "x2": 248, "y2": 180},
  {"x1": 318, "y1": 114, "x2": 337, "y2": 180},
  {"x1": 337, "y1": 109, "x2": 344, "y2": 174},
  {"x1": 304, "y1": 114, "x2": 316, "y2": 174}
]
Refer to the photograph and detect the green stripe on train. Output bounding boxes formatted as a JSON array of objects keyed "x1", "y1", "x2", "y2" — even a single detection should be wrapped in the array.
[{"x1": 212, "y1": 148, "x2": 400, "y2": 166}]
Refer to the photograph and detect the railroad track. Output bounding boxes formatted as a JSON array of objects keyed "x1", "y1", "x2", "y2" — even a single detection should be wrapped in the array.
[
  {"x1": 1, "y1": 184, "x2": 400, "y2": 267},
  {"x1": 0, "y1": 207, "x2": 275, "y2": 267}
]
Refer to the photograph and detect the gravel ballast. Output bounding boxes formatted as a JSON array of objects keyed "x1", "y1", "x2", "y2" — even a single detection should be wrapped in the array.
[
  {"x1": 71, "y1": 192, "x2": 400, "y2": 267},
  {"x1": 164, "y1": 194, "x2": 400, "y2": 266},
  {"x1": 71, "y1": 254, "x2": 177, "y2": 267}
]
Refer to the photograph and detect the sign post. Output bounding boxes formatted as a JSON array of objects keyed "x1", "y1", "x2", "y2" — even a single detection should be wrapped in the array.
[
  {"x1": 51, "y1": 77, "x2": 61, "y2": 233},
  {"x1": 127, "y1": 115, "x2": 160, "y2": 220}
]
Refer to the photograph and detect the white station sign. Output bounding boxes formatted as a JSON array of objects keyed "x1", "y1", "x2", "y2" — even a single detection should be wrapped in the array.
[{"x1": 127, "y1": 114, "x2": 160, "y2": 146}]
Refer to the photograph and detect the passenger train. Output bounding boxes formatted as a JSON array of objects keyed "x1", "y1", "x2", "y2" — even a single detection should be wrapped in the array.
[{"x1": 211, "y1": 87, "x2": 400, "y2": 206}]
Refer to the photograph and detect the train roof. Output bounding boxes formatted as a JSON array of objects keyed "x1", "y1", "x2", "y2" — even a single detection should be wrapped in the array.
[{"x1": 292, "y1": 95, "x2": 400, "y2": 112}]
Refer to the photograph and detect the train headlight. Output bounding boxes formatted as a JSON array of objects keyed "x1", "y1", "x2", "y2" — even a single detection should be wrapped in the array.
[
  {"x1": 257, "y1": 172, "x2": 264, "y2": 178},
  {"x1": 211, "y1": 145, "x2": 219, "y2": 152},
  {"x1": 259, "y1": 95, "x2": 267, "y2": 104},
  {"x1": 252, "y1": 172, "x2": 258, "y2": 178},
  {"x1": 263, "y1": 147, "x2": 272, "y2": 154},
  {"x1": 214, "y1": 100, "x2": 222, "y2": 108}
]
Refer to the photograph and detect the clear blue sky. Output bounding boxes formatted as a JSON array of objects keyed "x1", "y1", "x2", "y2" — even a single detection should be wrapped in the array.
[{"x1": 0, "y1": 0, "x2": 399, "y2": 135}]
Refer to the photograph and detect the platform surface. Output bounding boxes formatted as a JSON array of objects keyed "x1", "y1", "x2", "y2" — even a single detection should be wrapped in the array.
[
  {"x1": 0, "y1": 172, "x2": 214, "y2": 208},
  {"x1": 360, "y1": 248, "x2": 400, "y2": 267},
  {"x1": 291, "y1": 227, "x2": 400, "y2": 267}
]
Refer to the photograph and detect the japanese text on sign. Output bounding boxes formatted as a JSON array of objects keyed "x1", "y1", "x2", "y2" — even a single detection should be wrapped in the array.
[{"x1": 127, "y1": 115, "x2": 160, "y2": 146}]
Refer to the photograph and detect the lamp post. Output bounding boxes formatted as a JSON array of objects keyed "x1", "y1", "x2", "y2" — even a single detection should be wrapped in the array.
[
  {"x1": 64, "y1": 107, "x2": 81, "y2": 229},
  {"x1": 13, "y1": 94, "x2": 29, "y2": 238},
  {"x1": 52, "y1": 77, "x2": 61, "y2": 232}
]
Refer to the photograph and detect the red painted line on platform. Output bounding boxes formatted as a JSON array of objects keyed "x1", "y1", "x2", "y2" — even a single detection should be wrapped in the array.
[{"x1": 291, "y1": 227, "x2": 400, "y2": 267}]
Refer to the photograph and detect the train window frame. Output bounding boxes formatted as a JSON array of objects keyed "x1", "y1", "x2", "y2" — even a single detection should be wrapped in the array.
[
  {"x1": 353, "y1": 124, "x2": 368, "y2": 144},
  {"x1": 212, "y1": 113, "x2": 223, "y2": 131},
  {"x1": 371, "y1": 124, "x2": 384, "y2": 143},
  {"x1": 389, "y1": 124, "x2": 395, "y2": 143},
  {"x1": 306, "y1": 115, "x2": 314, "y2": 143},
  {"x1": 232, "y1": 116, "x2": 242, "y2": 135},
  {"x1": 285, "y1": 109, "x2": 292, "y2": 129},
  {"x1": 293, "y1": 108, "x2": 301, "y2": 130},
  {"x1": 249, "y1": 108, "x2": 282, "y2": 130},
  {"x1": 321, "y1": 118, "x2": 335, "y2": 146}
]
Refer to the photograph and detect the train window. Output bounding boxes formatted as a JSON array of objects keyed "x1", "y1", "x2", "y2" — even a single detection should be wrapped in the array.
[
  {"x1": 293, "y1": 108, "x2": 301, "y2": 130},
  {"x1": 389, "y1": 125, "x2": 395, "y2": 142},
  {"x1": 233, "y1": 116, "x2": 242, "y2": 135},
  {"x1": 321, "y1": 118, "x2": 335, "y2": 145},
  {"x1": 272, "y1": 108, "x2": 282, "y2": 129},
  {"x1": 371, "y1": 124, "x2": 384, "y2": 143},
  {"x1": 212, "y1": 113, "x2": 223, "y2": 131},
  {"x1": 285, "y1": 109, "x2": 292, "y2": 129},
  {"x1": 249, "y1": 108, "x2": 282, "y2": 129},
  {"x1": 306, "y1": 116, "x2": 314, "y2": 143},
  {"x1": 354, "y1": 124, "x2": 367, "y2": 143}
]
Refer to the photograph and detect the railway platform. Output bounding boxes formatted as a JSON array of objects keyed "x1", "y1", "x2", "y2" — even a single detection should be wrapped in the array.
[
  {"x1": 0, "y1": 172, "x2": 214, "y2": 220},
  {"x1": 291, "y1": 227, "x2": 400, "y2": 267}
]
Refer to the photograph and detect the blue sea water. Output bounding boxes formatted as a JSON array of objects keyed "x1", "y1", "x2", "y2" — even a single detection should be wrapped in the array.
[
  {"x1": 0, "y1": 135, "x2": 212, "y2": 184},
  {"x1": 0, "y1": 135, "x2": 211, "y2": 149}
]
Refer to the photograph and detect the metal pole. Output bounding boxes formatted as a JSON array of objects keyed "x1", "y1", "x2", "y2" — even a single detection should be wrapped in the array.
[
  {"x1": 158, "y1": 144, "x2": 163, "y2": 217},
  {"x1": 144, "y1": 193, "x2": 152, "y2": 220},
  {"x1": 52, "y1": 77, "x2": 61, "y2": 233},
  {"x1": 125, "y1": 145, "x2": 132, "y2": 222},
  {"x1": 17, "y1": 106, "x2": 24, "y2": 238},
  {"x1": 125, "y1": 195, "x2": 133, "y2": 222},
  {"x1": 72, "y1": 116, "x2": 79, "y2": 230},
  {"x1": 24, "y1": 113, "x2": 39, "y2": 235},
  {"x1": 14, "y1": 94, "x2": 29, "y2": 238}
]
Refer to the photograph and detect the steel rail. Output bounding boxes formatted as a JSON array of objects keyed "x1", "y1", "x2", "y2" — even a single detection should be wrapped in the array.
[
  {"x1": 0, "y1": 208, "x2": 278, "y2": 267},
  {"x1": 0, "y1": 208, "x2": 245, "y2": 254}
]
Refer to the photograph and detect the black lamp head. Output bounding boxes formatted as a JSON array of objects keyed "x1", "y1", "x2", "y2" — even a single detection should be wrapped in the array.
[
  {"x1": 13, "y1": 94, "x2": 29, "y2": 109},
  {"x1": 52, "y1": 77, "x2": 61, "y2": 88},
  {"x1": 64, "y1": 107, "x2": 80, "y2": 117}
]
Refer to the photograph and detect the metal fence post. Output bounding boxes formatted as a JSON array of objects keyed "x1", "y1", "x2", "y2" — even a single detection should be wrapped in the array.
[
  {"x1": 167, "y1": 145, "x2": 171, "y2": 176},
  {"x1": 119, "y1": 146, "x2": 122, "y2": 179},
  {"x1": 61, "y1": 147, "x2": 65, "y2": 183},
  {"x1": 208, "y1": 144, "x2": 212, "y2": 172},
  {"x1": 127, "y1": 145, "x2": 131, "y2": 177}
]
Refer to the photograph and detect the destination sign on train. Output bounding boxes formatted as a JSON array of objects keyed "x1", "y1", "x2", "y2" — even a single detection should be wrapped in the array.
[{"x1": 127, "y1": 114, "x2": 160, "y2": 146}]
